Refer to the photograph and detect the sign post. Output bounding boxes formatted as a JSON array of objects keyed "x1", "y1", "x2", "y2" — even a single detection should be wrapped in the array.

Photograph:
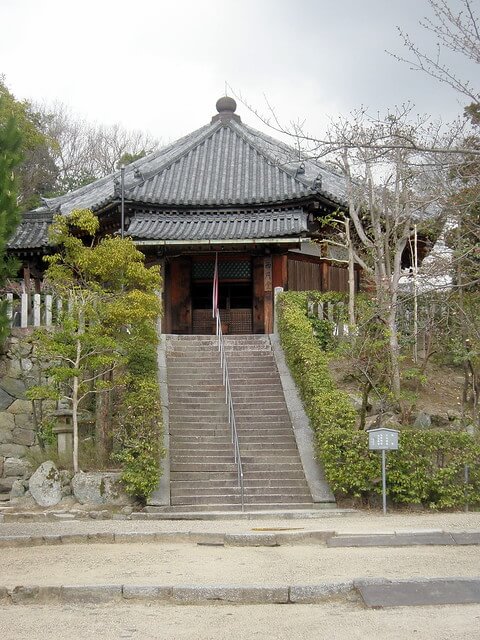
[{"x1": 368, "y1": 427, "x2": 399, "y2": 515}]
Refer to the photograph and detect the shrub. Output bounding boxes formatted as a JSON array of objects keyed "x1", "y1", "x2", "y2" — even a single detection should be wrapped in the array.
[{"x1": 278, "y1": 291, "x2": 480, "y2": 509}]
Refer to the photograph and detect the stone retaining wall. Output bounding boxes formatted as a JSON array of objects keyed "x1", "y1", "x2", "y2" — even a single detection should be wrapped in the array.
[{"x1": 0, "y1": 333, "x2": 39, "y2": 500}]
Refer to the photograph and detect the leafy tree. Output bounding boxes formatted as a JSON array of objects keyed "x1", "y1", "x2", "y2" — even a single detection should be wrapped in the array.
[
  {"x1": 28, "y1": 209, "x2": 161, "y2": 472},
  {"x1": 34, "y1": 102, "x2": 160, "y2": 196},
  {"x1": 0, "y1": 78, "x2": 57, "y2": 209},
  {"x1": 0, "y1": 104, "x2": 22, "y2": 345}
]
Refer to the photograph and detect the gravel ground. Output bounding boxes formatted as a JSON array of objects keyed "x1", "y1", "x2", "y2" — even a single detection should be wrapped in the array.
[
  {"x1": 2, "y1": 542, "x2": 480, "y2": 587},
  {"x1": 0, "y1": 602, "x2": 479, "y2": 640},
  {"x1": 1, "y1": 511, "x2": 480, "y2": 537}
]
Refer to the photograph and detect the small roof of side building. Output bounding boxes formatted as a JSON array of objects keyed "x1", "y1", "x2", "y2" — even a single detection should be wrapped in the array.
[{"x1": 9, "y1": 97, "x2": 347, "y2": 250}]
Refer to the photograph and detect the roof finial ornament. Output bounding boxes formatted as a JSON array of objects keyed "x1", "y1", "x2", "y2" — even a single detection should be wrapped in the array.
[{"x1": 212, "y1": 95, "x2": 241, "y2": 123}]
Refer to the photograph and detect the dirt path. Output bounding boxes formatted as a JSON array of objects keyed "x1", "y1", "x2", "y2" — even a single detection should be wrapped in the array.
[
  {"x1": 2, "y1": 542, "x2": 480, "y2": 587},
  {"x1": 0, "y1": 602, "x2": 479, "y2": 640},
  {"x1": 1, "y1": 511, "x2": 480, "y2": 538}
]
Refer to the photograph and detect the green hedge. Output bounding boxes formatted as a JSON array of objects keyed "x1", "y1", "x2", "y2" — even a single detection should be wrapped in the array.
[
  {"x1": 114, "y1": 323, "x2": 165, "y2": 501},
  {"x1": 278, "y1": 291, "x2": 480, "y2": 509}
]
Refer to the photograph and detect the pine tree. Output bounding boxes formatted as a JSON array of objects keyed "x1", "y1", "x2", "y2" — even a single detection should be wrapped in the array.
[{"x1": 0, "y1": 109, "x2": 22, "y2": 345}]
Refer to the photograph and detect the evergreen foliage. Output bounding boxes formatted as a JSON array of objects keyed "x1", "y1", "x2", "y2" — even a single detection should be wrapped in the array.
[
  {"x1": 28, "y1": 210, "x2": 164, "y2": 497},
  {"x1": 0, "y1": 104, "x2": 22, "y2": 345}
]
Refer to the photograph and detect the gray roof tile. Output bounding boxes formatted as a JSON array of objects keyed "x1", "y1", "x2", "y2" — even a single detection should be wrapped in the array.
[
  {"x1": 37, "y1": 109, "x2": 346, "y2": 215},
  {"x1": 126, "y1": 209, "x2": 308, "y2": 242},
  {"x1": 7, "y1": 212, "x2": 52, "y2": 250}
]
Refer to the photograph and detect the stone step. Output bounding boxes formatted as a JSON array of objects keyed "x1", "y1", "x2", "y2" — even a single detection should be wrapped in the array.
[
  {"x1": 170, "y1": 469, "x2": 307, "y2": 481},
  {"x1": 172, "y1": 449, "x2": 299, "y2": 461},
  {"x1": 171, "y1": 490, "x2": 313, "y2": 508},
  {"x1": 241, "y1": 463, "x2": 304, "y2": 471},
  {"x1": 171, "y1": 438, "x2": 297, "y2": 448},
  {"x1": 170, "y1": 463, "x2": 238, "y2": 472},
  {"x1": 171, "y1": 485, "x2": 310, "y2": 497},
  {"x1": 170, "y1": 478, "x2": 309, "y2": 490}
]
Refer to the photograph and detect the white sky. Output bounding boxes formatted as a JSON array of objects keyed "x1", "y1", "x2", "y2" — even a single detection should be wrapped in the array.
[{"x1": 0, "y1": 0, "x2": 476, "y2": 142}]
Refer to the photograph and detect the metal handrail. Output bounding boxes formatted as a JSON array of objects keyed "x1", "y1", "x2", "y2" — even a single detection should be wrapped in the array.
[{"x1": 215, "y1": 309, "x2": 245, "y2": 511}]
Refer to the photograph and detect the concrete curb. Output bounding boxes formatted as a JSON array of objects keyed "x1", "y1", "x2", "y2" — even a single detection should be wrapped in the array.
[
  {"x1": 3, "y1": 578, "x2": 480, "y2": 606},
  {"x1": 1, "y1": 530, "x2": 479, "y2": 549},
  {"x1": 149, "y1": 331, "x2": 170, "y2": 507},
  {"x1": 0, "y1": 530, "x2": 335, "y2": 548}
]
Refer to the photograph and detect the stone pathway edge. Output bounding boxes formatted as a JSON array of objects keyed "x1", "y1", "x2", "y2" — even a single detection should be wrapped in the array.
[
  {"x1": 2, "y1": 578, "x2": 480, "y2": 607},
  {"x1": 1, "y1": 530, "x2": 480, "y2": 548}
]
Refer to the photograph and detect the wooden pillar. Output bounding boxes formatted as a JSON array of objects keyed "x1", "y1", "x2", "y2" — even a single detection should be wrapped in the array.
[
  {"x1": 320, "y1": 260, "x2": 330, "y2": 292},
  {"x1": 170, "y1": 257, "x2": 192, "y2": 334},
  {"x1": 252, "y1": 256, "x2": 264, "y2": 334},
  {"x1": 264, "y1": 255, "x2": 273, "y2": 334},
  {"x1": 272, "y1": 254, "x2": 288, "y2": 290}
]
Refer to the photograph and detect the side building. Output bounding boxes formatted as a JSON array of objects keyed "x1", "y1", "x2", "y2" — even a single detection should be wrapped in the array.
[{"x1": 8, "y1": 96, "x2": 359, "y2": 334}]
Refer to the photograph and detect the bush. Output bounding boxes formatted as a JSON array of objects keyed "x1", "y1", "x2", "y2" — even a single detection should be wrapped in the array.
[
  {"x1": 114, "y1": 323, "x2": 165, "y2": 501},
  {"x1": 278, "y1": 291, "x2": 480, "y2": 509}
]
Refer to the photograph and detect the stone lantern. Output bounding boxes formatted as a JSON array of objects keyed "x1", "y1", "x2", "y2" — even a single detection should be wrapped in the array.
[{"x1": 52, "y1": 408, "x2": 73, "y2": 457}]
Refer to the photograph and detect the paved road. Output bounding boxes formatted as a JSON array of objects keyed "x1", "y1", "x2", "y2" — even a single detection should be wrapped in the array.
[{"x1": 0, "y1": 602, "x2": 479, "y2": 640}]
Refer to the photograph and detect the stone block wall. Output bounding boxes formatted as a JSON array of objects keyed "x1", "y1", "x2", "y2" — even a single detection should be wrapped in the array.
[{"x1": 0, "y1": 333, "x2": 38, "y2": 500}]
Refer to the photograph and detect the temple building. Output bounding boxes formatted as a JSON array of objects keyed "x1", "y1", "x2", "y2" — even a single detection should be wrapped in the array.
[{"x1": 8, "y1": 96, "x2": 358, "y2": 334}]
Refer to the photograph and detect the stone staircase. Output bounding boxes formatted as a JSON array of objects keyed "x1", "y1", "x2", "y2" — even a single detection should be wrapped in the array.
[{"x1": 166, "y1": 335, "x2": 314, "y2": 511}]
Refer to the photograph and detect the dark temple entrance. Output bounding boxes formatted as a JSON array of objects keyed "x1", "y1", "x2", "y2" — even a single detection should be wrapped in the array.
[{"x1": 191, "y1": 258, "x2": 253, "y2": 334}]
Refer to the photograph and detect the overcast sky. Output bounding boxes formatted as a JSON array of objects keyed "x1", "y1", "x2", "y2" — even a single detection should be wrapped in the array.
[{"x1": 0, "y1": 0, "x2": 476, "y2": 143}]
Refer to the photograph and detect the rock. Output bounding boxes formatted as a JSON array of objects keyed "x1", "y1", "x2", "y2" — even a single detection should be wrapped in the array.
[
  {"x1": 0, "y1": 412, "x2": 15, "y2": 431},
  {"x1": 7, "y1": 399, "x2": 32, "y2": 415},
  {"x1": 0, "y1": 388, "x2": 14, "y2": 411},
  {"x1": 364, "y1": 415, "x2": 381, "y2": 430},
  {"x1": 29, "y1": 461, "x2": 62, "y2": 507},
  {"x1": 0, "y1": 444, "x2": 27, "y2": 458},
  {"x1": 72, "y1": 471, "x2": 128, "y2": 505},
  {"x1": 0, "y1": 456, "x2": 3, "y2": 476},
  {"x1": 382, "y1": 413, "x2": 401, "y2": 429},
  {"x1": 348, "y1": 393, "x2": 364, "y2": 412},
  {"x1": 0, "y1": 377, "x2": 26, "y2": 399},
  {"x1": 13, "y1": 413, "x2": 33, "y2": 429},
  {"x1": 4, "y1": 457, "x2": 32, "y2": 477},
  {"x1": 0, "y1": 426, "x2": 14, "y2": 445},
  {"x1": 59, "y1": 470, "x2": 73, "y2": 486},
  {"x1": 0, "y1": 477, "x2": 15, "y2": 492},
  {"x1": 12, "y1": 428, "x2": 35, "y2": 446},
  {"x1": 61, "y1": 484, "x2": 72, "y2": 497},
  {"x1": 414, "y1": 411, "x2": 432, "y2": 429},
  {"x1": 20, "y1": 358, "x2": 33, "y2": 372},
  {"x1": 10, "y1": 479, "x2": 25, "y2": 498}
]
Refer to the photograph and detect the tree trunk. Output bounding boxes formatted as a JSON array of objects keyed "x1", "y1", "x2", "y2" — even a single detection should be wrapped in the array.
[
  {"x1": 72, "y1": 374, "x2": 79, "y2": 473},
  {"x1": 346, "y1": 219, "x2": 356, "y2": 328}
]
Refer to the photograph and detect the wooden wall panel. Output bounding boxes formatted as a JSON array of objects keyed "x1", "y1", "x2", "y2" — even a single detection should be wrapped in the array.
[{"x1": 287, "y1": 258, "x2": 322, "y2": 291}]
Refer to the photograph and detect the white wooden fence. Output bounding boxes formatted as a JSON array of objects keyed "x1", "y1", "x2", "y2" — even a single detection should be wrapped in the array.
[{"x1": 3, "y1": 292, "x2": 64, "y2": 329}]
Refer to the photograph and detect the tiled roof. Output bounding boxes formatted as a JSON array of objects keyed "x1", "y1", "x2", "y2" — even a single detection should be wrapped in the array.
[
  {"x1": 7, "y1": 212, "x2": 52, "y2": 250},
  {"x1": 126, "y1": 209, "x2": 308, "y2": 243},
  {"x1": 35, "y1": 100, "x2": 346, "y2": 216}
]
